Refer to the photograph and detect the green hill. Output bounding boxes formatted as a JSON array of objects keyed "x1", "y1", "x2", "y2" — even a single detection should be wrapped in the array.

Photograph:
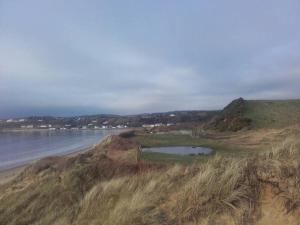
[
  {"x1": 207, "y1": 98, "x2": 300, "y2": 131},
  {"x1": 243, "y1": 99, "x2": 300, "y2": 128}
]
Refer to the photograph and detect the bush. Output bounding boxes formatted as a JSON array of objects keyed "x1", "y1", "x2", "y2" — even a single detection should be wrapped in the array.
[{"x1": 119, "y1": 130, "x2": 135, "y2": 138}]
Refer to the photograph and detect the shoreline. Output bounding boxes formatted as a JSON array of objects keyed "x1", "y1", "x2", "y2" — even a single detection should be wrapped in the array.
[
  {"x1": 0, "y1": 129, "x2": 131, "y2": 185},
  {"x1": 0, "y1": 165, "x2": 27, "y2": 185},
  {"x1": 0, "y1": 143, "x2": 97, "y2": 185}
]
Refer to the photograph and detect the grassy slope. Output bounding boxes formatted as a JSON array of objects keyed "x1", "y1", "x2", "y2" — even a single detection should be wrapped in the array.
[
  {"x1": 0, "y1": 138, "x2": 300, "y2": 225},
  {"x1": 244, "y1": 99, "x2": 300, "y2": 128}
]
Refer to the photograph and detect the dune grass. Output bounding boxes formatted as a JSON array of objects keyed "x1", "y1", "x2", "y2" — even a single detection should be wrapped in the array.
[{"x1": 0, "y1": 137, "x2": 299, "y2": 225}]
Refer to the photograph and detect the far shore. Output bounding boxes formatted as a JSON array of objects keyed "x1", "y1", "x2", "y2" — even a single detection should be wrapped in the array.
[{"x1": 0, "y1": 127, "x2": 132, "y2": 132}]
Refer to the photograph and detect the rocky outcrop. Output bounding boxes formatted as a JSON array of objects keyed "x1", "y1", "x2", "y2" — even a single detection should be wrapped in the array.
[{"x1": 204, "y1": 98, "x2": 252, "y2": 132}]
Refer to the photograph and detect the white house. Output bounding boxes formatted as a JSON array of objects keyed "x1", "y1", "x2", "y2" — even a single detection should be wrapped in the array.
[{"x1": 142, "y1": 124, "x2": 155, "y2": 128}]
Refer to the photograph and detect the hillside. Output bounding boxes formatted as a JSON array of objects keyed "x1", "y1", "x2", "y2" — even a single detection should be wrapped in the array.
[
  {"x1": 0, "y1": 110, "x2": 218, "y2": 130},
  {"x1": 244, "y1": 99, "x2": 300, "y2": 128},
  {"x1": 0, "y1": 134, "x2": 300, "y2": 225},
  {"x1": 205, "y1": 98, "x2": 300, "y2": 131}
]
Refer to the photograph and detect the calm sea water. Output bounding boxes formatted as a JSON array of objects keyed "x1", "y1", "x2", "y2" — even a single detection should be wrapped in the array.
[{"x1": 0, "y1": 129, "x2": 123, "y2": 171}]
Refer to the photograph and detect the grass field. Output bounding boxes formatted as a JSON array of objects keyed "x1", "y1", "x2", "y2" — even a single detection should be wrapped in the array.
[
  {"x1": 132, "y1": 133, "x2": 254, "y2": 164},
  {"x1": 244, "y1": 99, "x2": 300, "y2": 128},
  {"x1": 141, "y1": 151, "x2": 211, "y2": 164},
  {"x1": 132, "y1": 122, "x2": 300, "y2": 164}
]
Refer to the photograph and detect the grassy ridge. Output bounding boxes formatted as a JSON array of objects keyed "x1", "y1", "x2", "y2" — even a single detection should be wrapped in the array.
[
  {"x1": 201, "y1": 98, "x2": 300, "y2": 132},
  {"x1": 244, "y1": 99, "x2": 300, "y2": 128}
]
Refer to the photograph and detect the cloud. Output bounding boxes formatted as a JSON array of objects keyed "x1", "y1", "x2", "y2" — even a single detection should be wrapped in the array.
[{"x1": 0, "y1": 0, "x2": 300, "y2": 117}]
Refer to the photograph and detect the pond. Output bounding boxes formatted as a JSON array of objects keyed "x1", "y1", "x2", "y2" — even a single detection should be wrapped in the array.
[{"x1": 142, "y1": 146, "x2": 213, "y2": 156}]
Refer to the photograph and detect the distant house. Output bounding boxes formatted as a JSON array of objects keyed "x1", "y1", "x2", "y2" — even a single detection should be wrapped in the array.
[
  {"x1": 169, "y1": 114, "x2": 176, "y2": 117},
  {"x1": 6, "y1": 119, "x2": 14, "y2": 123},
  {"x1": 142, "y1": 124, "x2": 155, "y2": 128}
]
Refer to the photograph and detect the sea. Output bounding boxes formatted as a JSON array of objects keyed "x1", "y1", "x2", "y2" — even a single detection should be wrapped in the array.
[{"x1": 0, "y1": 129, "x2": 124, "y2": 171}]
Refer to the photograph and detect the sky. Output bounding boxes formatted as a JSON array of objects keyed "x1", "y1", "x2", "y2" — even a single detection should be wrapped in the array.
[{"x1": 0, "y1": 0, "x2": 300, "y2": 118}]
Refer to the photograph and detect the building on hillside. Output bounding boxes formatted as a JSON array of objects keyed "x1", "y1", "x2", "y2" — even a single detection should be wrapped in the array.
[{"x1": 142, "y1": 124, "x2": 155, "y2": 128}]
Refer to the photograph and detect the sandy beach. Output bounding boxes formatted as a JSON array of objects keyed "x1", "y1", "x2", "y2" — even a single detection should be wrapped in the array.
[
  {"x1": 0, "y1": 129, "x2": 124, "y2": 185},
  {"x1": 0, "y1": 145, "x2": 95, "y2": 185}
]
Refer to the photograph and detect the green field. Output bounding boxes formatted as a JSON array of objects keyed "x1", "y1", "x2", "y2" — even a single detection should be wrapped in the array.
[
  {"x1": 132, "y1": 134, "x2": 253, "y2": 164},
  {"x1": 244, "y1": 99, "x2": 300, "y2": 128}
]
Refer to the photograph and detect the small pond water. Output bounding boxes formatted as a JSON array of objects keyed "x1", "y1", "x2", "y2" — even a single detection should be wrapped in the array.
[{"x1": 142, "y1": 146, "x2": 213, "y2": 155}]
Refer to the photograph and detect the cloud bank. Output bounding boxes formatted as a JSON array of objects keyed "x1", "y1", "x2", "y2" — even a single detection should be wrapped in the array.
[{"x1": 0, "y1": 0, "x2": 300, "y2": 118}]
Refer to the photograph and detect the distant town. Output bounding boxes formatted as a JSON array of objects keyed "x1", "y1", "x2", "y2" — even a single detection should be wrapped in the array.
[{"x1": 0, "y1": 111, "x2": 218, "y2": 130}]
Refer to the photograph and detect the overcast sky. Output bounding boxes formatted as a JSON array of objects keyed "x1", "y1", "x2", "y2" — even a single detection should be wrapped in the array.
[{"x1": 1, "y1": 0, "x2": 300, "y2": 118}]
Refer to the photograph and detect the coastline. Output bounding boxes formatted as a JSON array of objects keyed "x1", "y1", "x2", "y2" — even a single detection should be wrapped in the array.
[
  {"x1": 0, "y1": 144, "x2": 96, "y2": 185},
  {"x1": 0, "y1": 129, "x2": 129, "y2": 185}
]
